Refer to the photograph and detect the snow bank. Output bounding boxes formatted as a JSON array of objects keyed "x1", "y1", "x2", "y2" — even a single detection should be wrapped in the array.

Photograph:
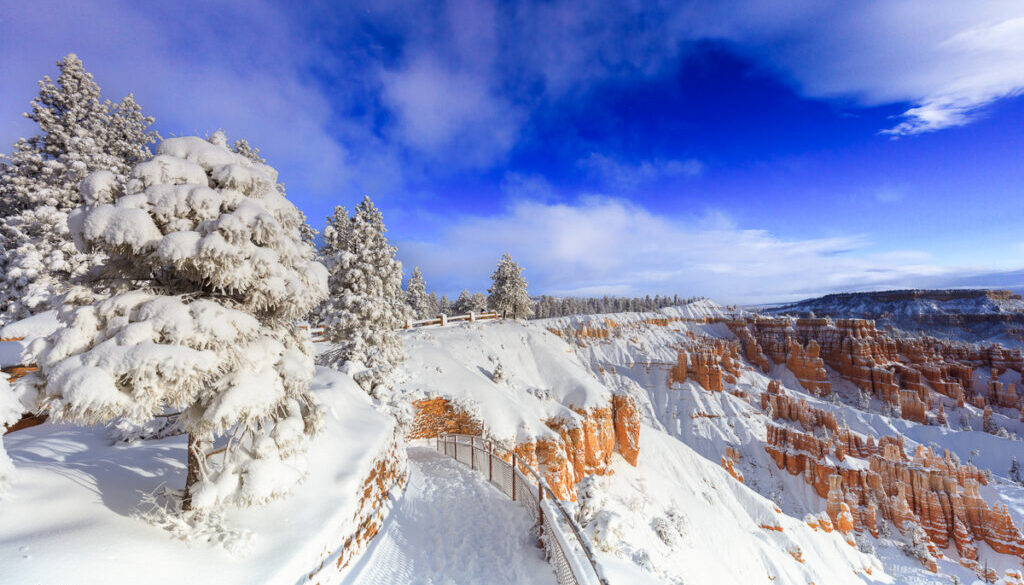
[
  {"x1": 0, "y1": 367, "x2": 398, "y2": 585},
  {"x1": 0, "y1": 309, "x2": 61, "y2": 342},
  {"x1": 397, "y1": 320, "x2": 612, "y2": 444}
]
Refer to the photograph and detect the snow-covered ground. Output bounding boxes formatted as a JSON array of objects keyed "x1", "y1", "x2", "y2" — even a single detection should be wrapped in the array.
[
  {"x1": 0, "y1": 367, "x2": 396, "y2": 585},
  {"x1": 387, "y1": 314, "x2": 889, "y2": 584},
  {"x1": 339, "y1": 446, "x2": 556, "y2": 585},
  {"x1": 7, "y1": 297, "x2": 1024, "y2": 584}
]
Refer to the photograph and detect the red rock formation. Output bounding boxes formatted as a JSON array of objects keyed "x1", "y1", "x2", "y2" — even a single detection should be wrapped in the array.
[
  {"x1": 785, "y1": 337, "x2": 831, "y2": 396},
  {"x1": 825, "y1": 475, "x2": 844, "y2": 523},
  {"x1": 612, "y1": 394, "x2": 641, "y2": 467},
  {"x1": 899, "y1": 389, "x2": 928, "y2": 424},
  {"x1": 721, "y1": 446, "x2": 744, "y2": 483},
  {"x1": 761, "y1": 381, "x2": 839, "y2": 433},
  {"x1": 726, "y1": 320, "x2": 771, "y2": 373},
  {"x1": 988, "y1": 376, "x2": 1020, "y2": 408},
  {"x1": 690, "y1": 351, "x2": 724, "y2": 391}
]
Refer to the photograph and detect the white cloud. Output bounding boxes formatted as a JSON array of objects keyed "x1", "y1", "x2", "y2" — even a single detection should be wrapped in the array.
[
  {"x1": 873, "y1": 186, "x2": 905, "y2": 204},
  {"x1": 397, "y1": 196, "x2": 976, "y2": 304},
  {"x1": 687, "y1": 0, "x2": 1024, "y2": 135},
  {"x1": 380, "y1": 55, "x2": 525, "y2": 167},
  {"x1": 578, "y1": 153, "x2": 704, "y2": 191}
]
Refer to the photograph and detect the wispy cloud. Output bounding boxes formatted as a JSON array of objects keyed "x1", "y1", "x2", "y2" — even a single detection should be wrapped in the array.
[
  {"x1": 397, "y1": 196, "x2": 977, "y2": 304},
  {"x1": 578, "y1": 153, "x2": 704, "y2": 192},
  {"x1": 687, "y1": 1, "x2": 1024, "y2": 135}
]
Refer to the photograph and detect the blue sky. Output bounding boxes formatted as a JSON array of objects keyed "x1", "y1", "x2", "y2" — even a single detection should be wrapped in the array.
[{"x1": 2, "y1": 1, "x2": 1024, "y2": 303}]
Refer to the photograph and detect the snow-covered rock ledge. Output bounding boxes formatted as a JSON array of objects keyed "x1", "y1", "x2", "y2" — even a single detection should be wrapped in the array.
[{"x1": 0, "y1": 366, "x2": 402, "y2": 585}]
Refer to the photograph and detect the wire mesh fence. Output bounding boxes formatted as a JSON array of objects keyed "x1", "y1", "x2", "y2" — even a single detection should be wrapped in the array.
[{"x1": 435, "y1": 434, "x2": 608, "y2": 585}]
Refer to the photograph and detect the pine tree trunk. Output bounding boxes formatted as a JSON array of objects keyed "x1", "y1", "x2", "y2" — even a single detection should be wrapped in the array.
[{"x1": 182, "y1": 432, "x2": 202, "y2": 511}]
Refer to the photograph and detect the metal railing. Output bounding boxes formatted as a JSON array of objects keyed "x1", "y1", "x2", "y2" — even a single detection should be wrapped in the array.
[{"x1": 435, "y1": 434, "x2": 609, "y2": 585}]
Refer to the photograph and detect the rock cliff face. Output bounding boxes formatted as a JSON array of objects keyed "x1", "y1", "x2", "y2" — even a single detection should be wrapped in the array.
[
  {"x1": 764, "y1": 398, "x2": 1024, "y2": 574},
  {"x1": 667, "y1": 335, "x2": 746, "y2": 392},
  {"x1": 408, "y1": 393, "x2": 641, "y2": 501},
  {"x1": 766, "y1": 289, "x2": 1024, "y2": 345},
  {"x1": 727, "y1": 315, "x2": 1024, "y2": 427}
]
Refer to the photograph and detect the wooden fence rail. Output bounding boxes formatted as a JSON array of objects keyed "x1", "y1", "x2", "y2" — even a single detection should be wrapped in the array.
[{"x1": 302, "y1": 311, "x2": 503, "y2": 343}]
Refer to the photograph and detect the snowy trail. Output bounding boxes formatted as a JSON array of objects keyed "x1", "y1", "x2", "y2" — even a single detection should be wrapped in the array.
[{"x1": 339, "y1": 446, "x2": 557, "y2": 585}]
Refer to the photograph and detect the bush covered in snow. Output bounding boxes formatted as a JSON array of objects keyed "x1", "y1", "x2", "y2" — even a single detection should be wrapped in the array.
[{"x1": 27, "y1": 134, "x2": 327, "y2": 512}]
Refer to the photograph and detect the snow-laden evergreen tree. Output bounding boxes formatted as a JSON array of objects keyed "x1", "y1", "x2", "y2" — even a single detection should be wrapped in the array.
[
  {"x1": 471, "y1": 292, "x2": 488, "y2": 312},
  {"x1": 227, "y1": 134, "x2": 319, "y2": 257},
  {"x1": 452, "y1": 289, "x2": 487, "y2": 314},
  {"x1": 0, "y1": 54, "x2": 157, "y2": 325},
  {"x1": 405, "y1": 266, "x2": 434, "y2": 319},
  {"x1": 428, "y1": 292, "x2": 441, "y2": 316},
  {"x1": 487, "y1": 253, "x2": 534, "y2": 319},
  {"x1": 26, "y1": 134, "x2": 327, "y2": 513},
  {"x1": 320, "y1": 197, "x2": 410, "y2": 389},
  {"x1": 438, "y1": 294, "x2": 452, "y2": 315}
]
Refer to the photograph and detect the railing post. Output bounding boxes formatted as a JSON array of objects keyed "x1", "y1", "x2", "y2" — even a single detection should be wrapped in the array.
[
  {"x1": 538, "y1": 484, "x2": 545, "y2": 544},
  {"x1": 471, "y1": 436, "x2": 475, "y2": 468},
  {"x1": 512, "y1": 453, "x2": 517, "y2": 501},
  {"x1": 488, "y1": 443, "x2": 493, "y2": 482},
  {"x1": 439, "y1": 314, "x2": 447, "y2": 327},
  {"x1": 469, "y1": 311, "x2": 475, "y2": 323}
]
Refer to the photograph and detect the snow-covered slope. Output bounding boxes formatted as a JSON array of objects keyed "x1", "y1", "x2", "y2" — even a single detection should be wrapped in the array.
[
  {"x1": 536, "y1": 300, "x2": 1024, "y2": 584},
  {"x1": 8, "y1": 296, "x2": 1024, "y2": 585},
  {"x1": 0, "y1": 367, "x2": 399, "y2": 585},
  {"x1": 391, "y1": 312, "x2": 887, "y2": 584},
  {"x1": 396, "y1": 321, "x2": 612, "y2": 445}
]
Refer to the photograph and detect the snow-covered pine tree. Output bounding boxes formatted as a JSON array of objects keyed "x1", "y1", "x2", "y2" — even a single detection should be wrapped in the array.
[
  {"x1": 438, "y1": 294, "x2": 452, "y2": 315},
  {"x1": 0, "y1": 54, "x2": 157, "y2": 325},
  {"x1": 470, "y1": 292, "x2": 488, "y2": 313},
  {"x1": 27, "y1": 134, "x2": 327, "y2": 512},
  {"x1": 452, "y1": 290, "x2": 472, "y2": 314},
  {"x1": 227, "y1": 134, "x2": 318, "y2": 248},
  {"x1": 428, "y1": 292, "x2": 441, "y2": 317},
  {"x1": 405, "y1": 267, "x2": 433, "y2": 319},
  {"x1": 487, "y1": 253, "x2": 534, "y2": 319},
  {"x1": 320, "y1": 196, "x2": 410, "y2": 389}
]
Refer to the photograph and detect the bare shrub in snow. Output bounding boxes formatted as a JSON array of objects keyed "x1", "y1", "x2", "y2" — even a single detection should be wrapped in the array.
[
  {"x1": 109, "y1": 414, "x2": 183, "y2": 445},
  {"x1": 319, "y1": 197, "x2": 409, "y2": 391},
  {"x1": 491, "y1": 362, "x2": 506, "y2": 384},
  {"x1": 135, "y1": 485, "x2": 254, "y2": 555},
  {"x1": 28, "y1": 134, "x2": 328, "y2": 513},
  {"x1": 487, "y1": 253, "x2": 534, "y2": 319},
  {"x1": 651, "y1": 516, "x2": 680, "y2": 549}
]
